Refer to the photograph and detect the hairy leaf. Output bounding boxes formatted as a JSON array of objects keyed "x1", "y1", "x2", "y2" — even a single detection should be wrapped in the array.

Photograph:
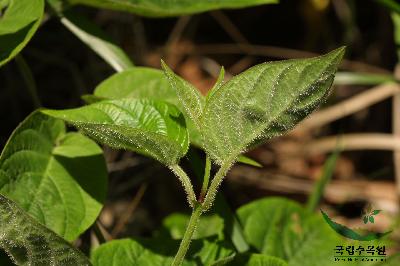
[
  {"x1": 93, "y1": 67, "x2": 204, "y2": 145},
  {"x1": 67, "y1": 0, "x2": 278, "y2": 17},
  {"x1": 42, "y1": 99, "x2": 189, "y2": 165},
  {"x1": 161, "y1": 60, "x2": 205, "y2": 130},
  {"x1": 92, "y1": 67, "x2": 263, "y2": 168},
  {"x1": 0, "y1": 194, "x2": 91, "y2": 265},
  {"x1": 0, "y1": 112, "x2": 107, "y2": 241},
  {"x1": 0, "y1": 0, "x2": 44, "y2": 67},
  {"x1": 202, "y1": 47, "x2": 345, "y2": 165}
]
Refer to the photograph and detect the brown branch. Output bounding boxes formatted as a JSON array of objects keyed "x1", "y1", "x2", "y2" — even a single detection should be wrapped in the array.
[
  {"x1": 228, "y1": 166, "x2": 398, "y2": 211},
  {"x1": 303, "y1": 133, "x2": 400, "y2": 155},
  {"x1": 174, "y1": 43, "x2": 391, "y2": 74},
  {"x1": 299, "y1": 83, "x2": 400, "y2": 130},
  {"x1": 111, "y1": 183, "x2": 147, "y2": 238}
]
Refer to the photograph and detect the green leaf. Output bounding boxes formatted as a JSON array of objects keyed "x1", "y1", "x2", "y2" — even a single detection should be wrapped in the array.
[
  {"x1": 230, "y1": 254, "x2": 288, "y2": 266},
  {"x1": 91, "y1": 239, "x2": 175, "y2": 266},
  {"x1": 160, "y1": 213, "x2": 224, "y2": 240},
  {"x1": 363, "y1": 216, "x2": 369, "y2": 224},
  {"x1": 372, "y1": 210, "x2": 381, "y2": 215},
  {"x1": 0, "y1": 0, "x2": 44, "y2": 67},
  {"x1": 59, "y1": 10, "x2": 134, "y2": 72},
  {"x1": 0, "y1": 194, "x2": 91, "y2": 265},
  {"x1": 91, "y1": 237, "x2": 234, "y2": 266},
  {"x1": 392, "y1": 12, "x2": 400, "y2": 60},
  {"x1": 201, "y1": 47, "x2": 345, "y2": 165},
  {"x1": 237, "y1": 155, "x2": 262, "y2": 167},
  {"x1": 369, "y1": 216, "x2": 375, "y2": 223},
  {"x1": 378, "y1": 0, "x2": 400, "y2": 14},
  {"x1": 0, "y1": 112, "x2": 107, "y2": 241},
  {"x1": 306, "y1": 150, "x2": 339, "y2": 212},
  {"x1": 94, "y1": 67, "x2": 175, "y2": 101},
  {"x1": 42, "y1": 99, "x2": 189, "y2": 165},
  {"x1": 237, "y1": 197, "x2": 345, "y2": 266},
  {"x1": 92, "y1": 67, "x2": 270, "y2": 169},
  {"x1": 207, "y1": 66, "x2": 225, "y2": 102},
  {"x1": 67, "y1": 0, "x2": 278, "y2": 17},
  {"x1": 93, "y1": 67, "x2": 204, "y2": 146},
  {"x1": 237, "y1": 198, "x2": 304, "y2": 258},
  {"x1": 161, "y1": 60, "x2": 205, "y2": 131},
  {"x1": 375, "y1": 253, "x2": 400, "y2": 266}
]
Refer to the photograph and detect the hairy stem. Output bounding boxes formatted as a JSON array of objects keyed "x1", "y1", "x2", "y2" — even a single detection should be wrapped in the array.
[
  {"x1": 172, "y1": 204, "x2": 203, "y2": 266},
  {"x1": 202, "y1": 159, "x2": 234, "y2": 211},
  {"x1": 169, "y1": 164, "x2": 197, "y2": 207},
  {"x1": 199, "y1": 155, "x2": 211, "y2": 201}
]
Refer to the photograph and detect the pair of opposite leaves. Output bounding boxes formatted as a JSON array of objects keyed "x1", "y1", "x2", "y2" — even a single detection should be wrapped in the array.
[{"x1": 43, "y1": 47, "x2": 345, "y2": 167}]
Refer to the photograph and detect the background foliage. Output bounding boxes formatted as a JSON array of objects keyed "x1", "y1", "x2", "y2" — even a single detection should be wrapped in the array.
[{"x1": 0, "y1": 0, "x2": 399, "y2": 265}]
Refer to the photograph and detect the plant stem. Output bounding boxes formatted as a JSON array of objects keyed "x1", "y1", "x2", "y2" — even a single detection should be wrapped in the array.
[
  {"x1": 172, "y1": 204, "x2": 203, "y2": 266},
  {"x1": 169, "y1": 164, "x2": 197, "y2": 207},
  {"x1": 199, "y1": 155, "x2": 211, "y2": 201},
  {"x1": 15, "y1": 55, "x2": 41, "y2": 108},
  {"x1": 202, "y1": 159, "x2": 234, "y2": 211}
]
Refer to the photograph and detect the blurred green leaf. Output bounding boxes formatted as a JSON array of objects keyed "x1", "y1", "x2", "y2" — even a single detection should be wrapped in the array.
[
  {"x1": 376, "y1": 0, "x2": 400, "y2": 14},
  {"x1": 161, "y1": 213, "x2": 224, "y2": 240},
  {"x1": 369, "y1": 216, "x2": 375, "y2": 224},
  {"x1": 237, "y1": 198, "x2": 346, "y2": 266},
  {"x1": 91, "y1": 237, "x2": 234, "y2": 266},
  {"x1": 392, "y1": 12, "x2": 400, "y2": 60},
  {"x1": 0, "y1": 194, "x2": 91, "y2": 265},
  {"x1": 0, "y1": 112, "x2": 107, "y2": 241},
  {"x1": 237, "y1": 155, "x2": 263, "y2": 167},
  {"x1": 42, "y1": 99, "x2": 189, "y2": 165},
  {"x1": 59, "y1": 10, "x2": 134, "y2": 72},
  {"x1": 334, "y1": 72, "x2": 395, "y2": 86},
  {"x1": 200, "y1": 47, "x2": 345, "y2": 165},
  {"x1": 372, "y1": 210, "x2": 381, "y2": 215},
  {"x1": 363, "y1": 216, "x2": 369, "y2": 224},
  {"x1": 91, "y1": 239, "x2": 175, "y2": 266},
  {"x1": 306, "y1": 150, "x2": 339, "y2": 212},
  {"x1": 0, "y1": 0, "x2": 44, "y2": 67},
  {"x1": 94, "y1": 67, "x2": 176, "y2": 101},
  {"x1": 230, "y1": 254, "x2": 288, "y2": 266},
  {"x1": 67, "y1": 0, "x2": 278, "y2": 17},
  {"x1": 375, "y1": 253, "x2": 400, "y2": 266}
]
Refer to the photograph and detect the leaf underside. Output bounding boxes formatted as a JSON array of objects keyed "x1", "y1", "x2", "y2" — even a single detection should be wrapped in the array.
[
  {"x1": 67, "y1": 0, "x2": 278, "y2": 17},
  {"x1": 0, "y1": 194, "x2": 91, "y2": 265}
]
